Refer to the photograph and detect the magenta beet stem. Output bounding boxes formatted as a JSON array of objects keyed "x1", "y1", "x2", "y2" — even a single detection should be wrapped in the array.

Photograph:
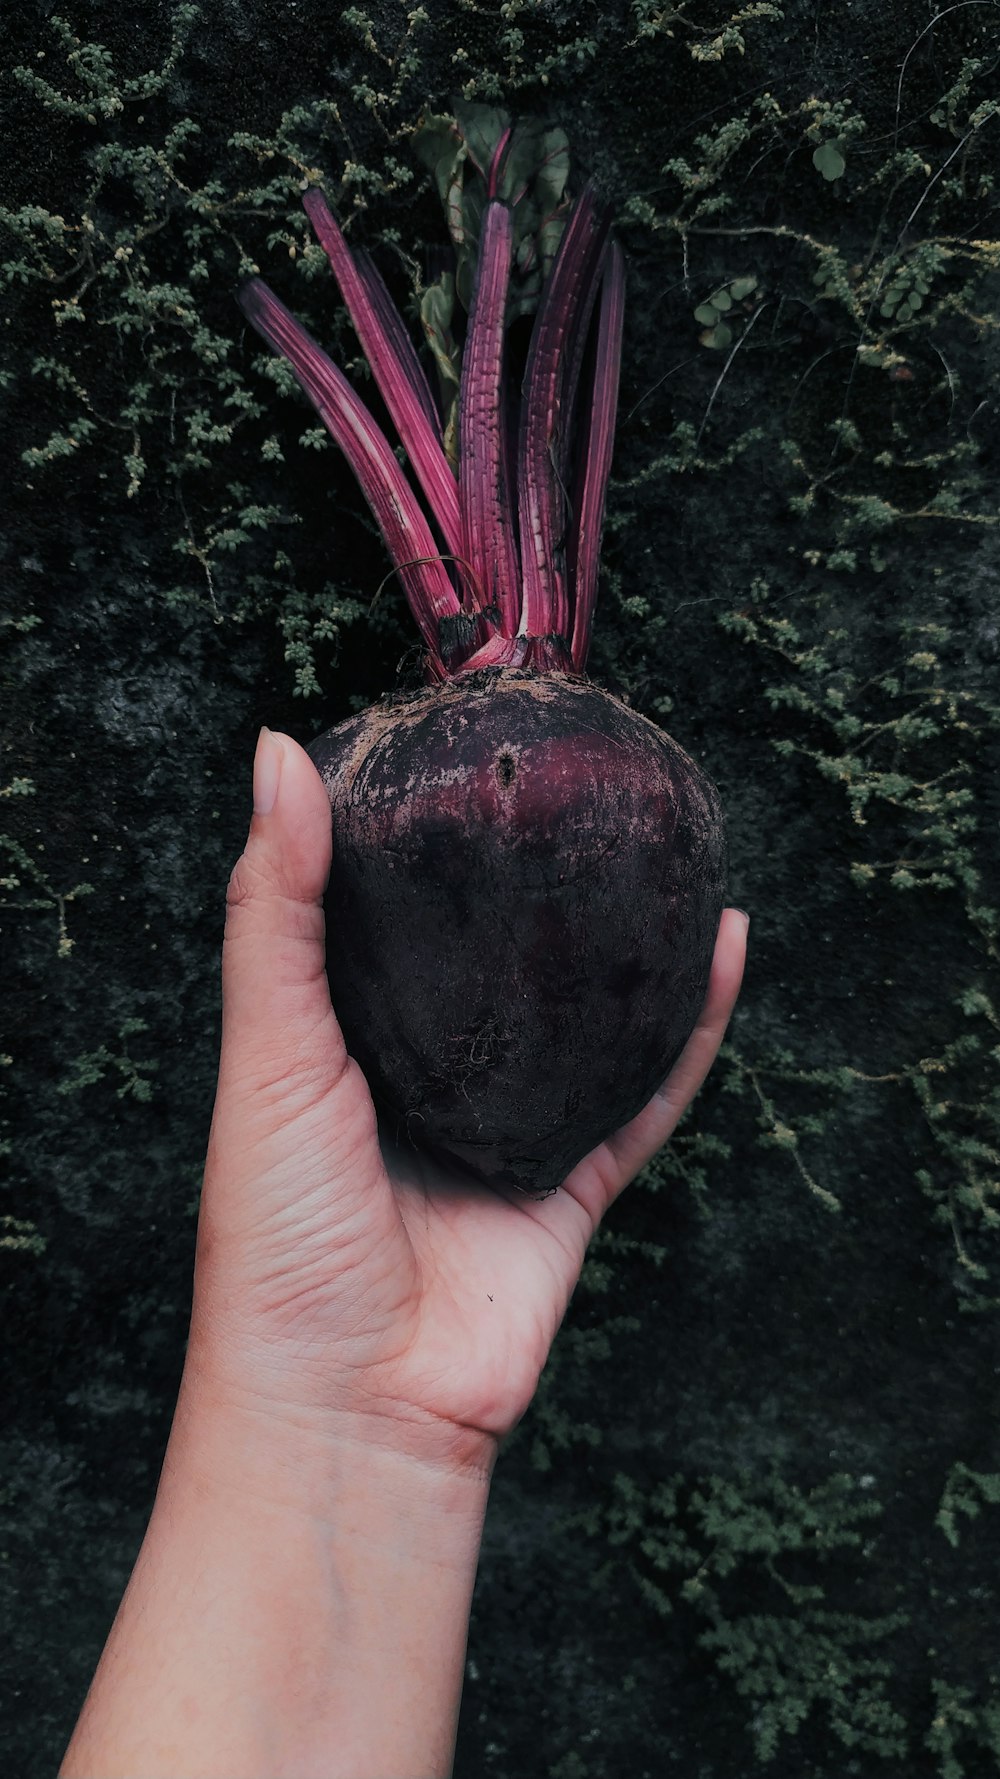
[
  {"x1": 237, "y1": 277, "x2": 459, "y2": 671},
  {"x1": 239, "y1": 157, "x2": 627, "y2": 680},
  {"x1": 517, "y1": 184, "x2": 611, "y2": 642},
  {"x1": 458, "y1": 199, "x2": 521, "y2": 634},
  {"x1": 570, "y1": 240, "x2": 626, "y2": 672},
  {"x1": 353, "y1": 247, "x2": 443, "y2": 440},
  {"x1": 302, "y1": 188, "x2": 464, "y2": 570}
]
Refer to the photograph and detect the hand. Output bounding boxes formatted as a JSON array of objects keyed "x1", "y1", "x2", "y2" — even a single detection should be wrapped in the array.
[
  {"x1": 58, "y1": 726, "x2": 747, "y2": 1779},
  {"x1": 190, "y1": 728, "x2": 748, "y2": 1481}
]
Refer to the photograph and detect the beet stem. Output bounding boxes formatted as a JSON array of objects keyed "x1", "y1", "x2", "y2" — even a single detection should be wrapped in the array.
[
  {"x1": 569, "y1": 241, "x2": 626, "y2": 671},
  {"x1": 302, "y1": 189, "x2": 464, "y2": 568},
  {"x1": 237, "y1": 121, "x2": 627, "y2": 686},
  {"x1": 458, "y1": 199, "x2": 521, "y2": 635},
  {"x1": 516, "y1": 185, "x2": 610, "y2": 641},
  {"x1": 237, "y1": 277, "x2": 458, "y2": 671},
  {"x1": 353, "y1": 247, "x2": 443, "y2": 440}
]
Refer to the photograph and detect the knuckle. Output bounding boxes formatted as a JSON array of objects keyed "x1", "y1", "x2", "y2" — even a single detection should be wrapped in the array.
[{"x1": 226, "y1": 851, "x2": 266, "y2": 915}]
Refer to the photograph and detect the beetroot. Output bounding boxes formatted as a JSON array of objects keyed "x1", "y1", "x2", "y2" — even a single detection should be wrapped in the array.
[
  {"x1": 310, "y1": 670, "x2": 724, "y2": 1193},
  {"x1": 238, "y1": 104, "x2": 727, "y2": 1195}
]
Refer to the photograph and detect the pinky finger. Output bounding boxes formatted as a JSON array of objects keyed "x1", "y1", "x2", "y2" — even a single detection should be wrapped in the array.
[{"x1": 567, "y1": 907, "x2": 749, "y2": 1219}]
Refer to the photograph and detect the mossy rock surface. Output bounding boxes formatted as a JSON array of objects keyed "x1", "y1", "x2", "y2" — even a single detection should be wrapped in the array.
[{"x1": 3, "y1": 3, "x2": 999, "y2": 1775}]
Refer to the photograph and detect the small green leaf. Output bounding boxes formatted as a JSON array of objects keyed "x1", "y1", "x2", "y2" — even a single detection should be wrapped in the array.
[
  {"x1": 420, "y1": 274, "x2": 461, "y2": 389},
  {"x1": 729, "y1": 275, "x2": 757, "y2": 301},
  {"x1": 419, "y1": 271, "x2": 462, "y2": 470},
  {"x1": 694, "y1": 302, "x2": 719, "y2": 325},
  {"x1": 515, "y1": 233, "x2": 536, "y2": 275},
  {"x1": 412, "y1": 112, "x2": 468, "y2": 244},
  {"x1": 711, "y1": 287, "x2": 733, "y2": 311},
  {"x1": 502, "y1": 120, "x2": 569, "y2": 215},
  {"x1": 700, "y1": 322, "x2": 733, "y2": 350},
  {"x1": 813, "y1": 141, "x2": 846, "y2": 182},
  {"x1": 454, "y1": 101, "x2": 510, "y2": 179}
]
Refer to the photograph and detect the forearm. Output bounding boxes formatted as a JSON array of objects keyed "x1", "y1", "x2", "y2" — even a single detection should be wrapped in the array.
[{"x1": 60, "y1": 1363, "x2": 493, "y2": 1779}]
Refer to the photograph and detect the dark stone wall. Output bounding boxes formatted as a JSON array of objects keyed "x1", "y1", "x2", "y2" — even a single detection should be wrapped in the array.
[{"x1": 3, "y1": 4, "x2": 999, "y2": 1774}]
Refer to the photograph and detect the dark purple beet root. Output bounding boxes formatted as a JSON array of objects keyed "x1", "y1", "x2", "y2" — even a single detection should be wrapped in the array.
[{"x1": 309, "y1": 667, "x2": 726, "y2": 1197}]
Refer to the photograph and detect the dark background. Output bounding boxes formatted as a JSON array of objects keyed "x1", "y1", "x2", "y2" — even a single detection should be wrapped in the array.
[{"x1": 2, "y1": 3, "x2": 999, "y2": 1774}]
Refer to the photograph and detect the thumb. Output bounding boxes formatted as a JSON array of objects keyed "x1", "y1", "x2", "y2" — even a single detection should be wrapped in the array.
[{"x1": 219, "y1": 726, "x2": 346, "y2": 1096}]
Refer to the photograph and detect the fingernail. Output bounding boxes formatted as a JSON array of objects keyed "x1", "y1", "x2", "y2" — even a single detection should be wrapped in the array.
[
  {"x1": 735, "y1": 908, "x2": 750, "y2": 930},
  {"x1": 253, "y1": 726, "x2": 283, "y2": 816}
]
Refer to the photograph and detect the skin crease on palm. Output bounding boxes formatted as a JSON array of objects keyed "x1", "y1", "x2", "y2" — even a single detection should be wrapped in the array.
[{"x1": 187, "y1": 726, "x2": 749, "y2": 1480}]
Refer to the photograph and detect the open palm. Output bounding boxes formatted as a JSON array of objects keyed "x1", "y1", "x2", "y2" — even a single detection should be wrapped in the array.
[{"x1": 192, "y1": 731, "x2": 747, "y2": 1475}]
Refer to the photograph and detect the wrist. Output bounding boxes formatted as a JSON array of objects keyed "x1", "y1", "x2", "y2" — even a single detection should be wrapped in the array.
[
  {"x1": 172, "y1": 1328, "x2": 498, "y2": 1524},
  {"x1": 181, "y1": 1264, "x2": 502, "y2": 1490},
  {"x1": 62, "y1": 1325, "x2": 492, "y2": 1779}
]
